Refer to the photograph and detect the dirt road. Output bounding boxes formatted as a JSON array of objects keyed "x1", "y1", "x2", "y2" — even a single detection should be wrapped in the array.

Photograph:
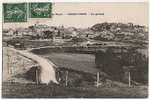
[{"x1": 4, "y1": 47, "x2": 58, "y2": 84}]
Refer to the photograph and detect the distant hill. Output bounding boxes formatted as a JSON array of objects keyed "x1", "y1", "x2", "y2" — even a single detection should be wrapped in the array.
[{"x1": 91, "y1": 22, "x2": 148, "y2": 43}]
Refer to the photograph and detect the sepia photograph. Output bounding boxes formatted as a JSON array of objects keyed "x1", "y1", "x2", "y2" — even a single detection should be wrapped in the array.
[{"x1": 1, "y1": 1, "x2": 149, "y2": 98}]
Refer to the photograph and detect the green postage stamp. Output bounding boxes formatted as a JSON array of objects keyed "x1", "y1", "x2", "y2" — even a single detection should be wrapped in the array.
[
  {"x1": 3, "y1": 3, "x2": 27, "y2": 22},
  {"x1": 3, "y1": 2, "x2": 52, "y2": 22},
  {"x1": 29, "y1": 3, "x2": 52, "y2": 18}
]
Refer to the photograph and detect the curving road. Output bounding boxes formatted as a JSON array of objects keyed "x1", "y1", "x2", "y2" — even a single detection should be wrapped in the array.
[{"x1": 8, "y1": 47, "x2": 59, "y2": 84}]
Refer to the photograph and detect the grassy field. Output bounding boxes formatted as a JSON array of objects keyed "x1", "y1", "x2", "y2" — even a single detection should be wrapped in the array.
[
  {"x1": 2, "y1": 82, "x2": 148, "y2": 98},
  {"x1": 43, "y1": 53, "x2": 99, "y2": 74},
  {"x1": 2, "y1": 48, "x2": 148, "y2": 98}
]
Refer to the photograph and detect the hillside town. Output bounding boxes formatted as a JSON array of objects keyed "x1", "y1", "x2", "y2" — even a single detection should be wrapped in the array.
[
  {"x1": 2, "y1": 22, "x2": 148, "y2": 98},
  {"x1": 3, "y1": 22, "x2": 148, "y2": 48}
]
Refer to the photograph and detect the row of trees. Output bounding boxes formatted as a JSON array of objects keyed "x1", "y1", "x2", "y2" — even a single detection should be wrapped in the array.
[{"x1": 95, "y1": 47, "x2": 148, "y2": 84}]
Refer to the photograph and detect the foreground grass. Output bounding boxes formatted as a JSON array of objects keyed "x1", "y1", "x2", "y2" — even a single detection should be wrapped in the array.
[{"x1": 2, "y1": 82, "x2": 148, "y2": 98}]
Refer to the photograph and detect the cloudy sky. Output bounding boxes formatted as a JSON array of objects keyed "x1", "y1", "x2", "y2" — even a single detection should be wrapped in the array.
[{"x1": 3, "y1": 2, "x2": 148, "y2": 29}]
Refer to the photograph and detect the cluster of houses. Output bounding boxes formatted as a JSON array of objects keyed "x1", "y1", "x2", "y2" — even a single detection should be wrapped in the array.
[
  {"x1": 3, "y1": 22, "x2": 148, "y2": 45},
  {"x1": 3, "y1": 24, "x2": 96, "y2": 43}
]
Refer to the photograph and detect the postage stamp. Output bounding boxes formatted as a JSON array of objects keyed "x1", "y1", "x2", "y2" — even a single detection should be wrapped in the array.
[
  {"x1": 3, "y1": 3, "x2": 27, "y2": 22},
  {"x1": 29, "y1": 2, "x2": 52, "y2": 18}
]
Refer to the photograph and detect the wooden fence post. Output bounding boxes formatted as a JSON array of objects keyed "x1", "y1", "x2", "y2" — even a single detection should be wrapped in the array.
[
  {"x1": 7, "y1": 49, "x2": 10, "y2": 74},
  {"x1": 65, "y1": 70, "x2": 68, "y2": 87},
  {"x1": 96, "y1": 72, "x2": 100, "y2": 88},
  {"x1": 36, "y1": 67, "x2": 39, "y2": 85},
  {"x1": 128, "y1": 71, "x2": 131, "y2": 87}
]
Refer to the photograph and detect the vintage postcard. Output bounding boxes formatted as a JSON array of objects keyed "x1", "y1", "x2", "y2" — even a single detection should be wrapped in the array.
[{"x1": 1, "y1": 1, "x2": 149, "y2": 98}]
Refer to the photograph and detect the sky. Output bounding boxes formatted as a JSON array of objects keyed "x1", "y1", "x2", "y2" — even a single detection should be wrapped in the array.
[{"x1": 3, "y1": 2, "x2": 148, "y2": 29}]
